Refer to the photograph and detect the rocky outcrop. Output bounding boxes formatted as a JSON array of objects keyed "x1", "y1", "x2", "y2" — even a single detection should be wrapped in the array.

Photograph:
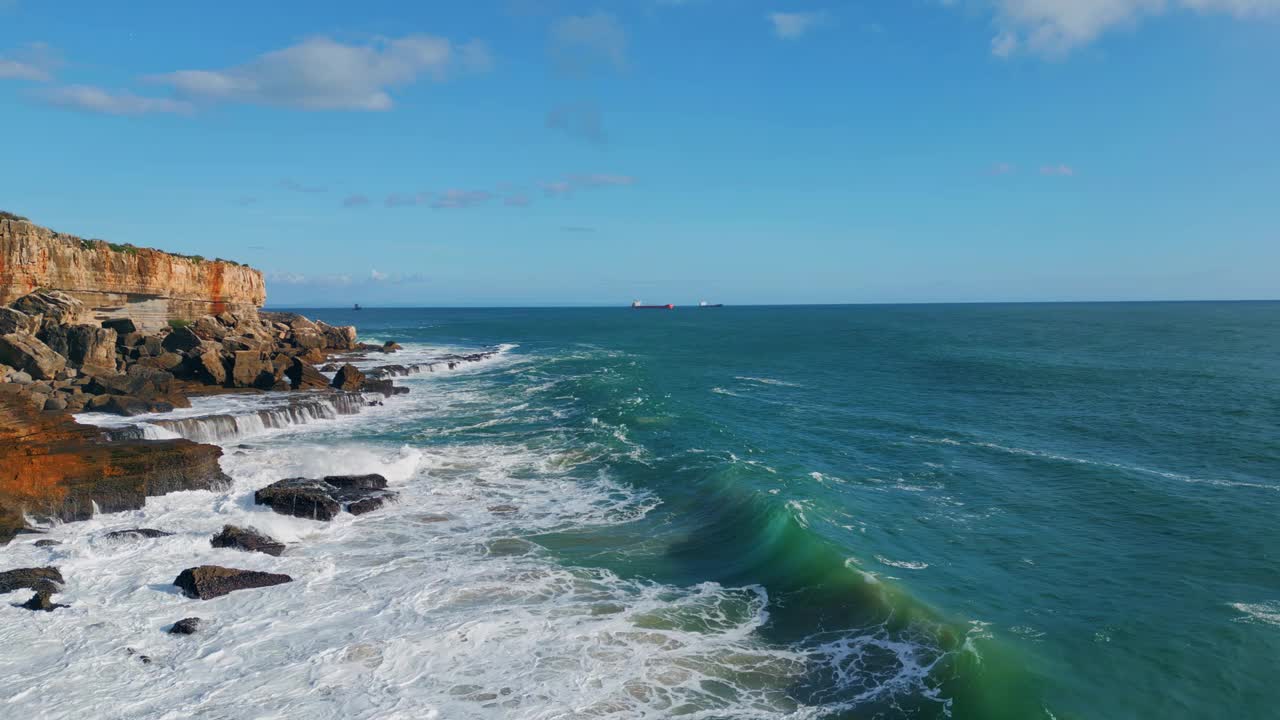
[
  {"x1": 331, "y1": 364, "x2": 366, "y2": 391},
  {"x1": 0, "y1": 391, "x2": 231, "y2": 543},
  {"x1": 168, "y1": 617, "x2": 202, "y2": 635},
  {"x1": 255, "y1": 474, "x2": 397, "y2": 521},
  {"x1": 173, "y1": 565, "x2": 292, "y2": 600},
  {"x1": 0, "y1": 566, "x2": 64, "y2": 595},
  {"x1": 210, "y1": 525, "x2": 286, "y2": 556},
  {"x1": 0, "y1": 217, "x2": 266, "y2": 332}
]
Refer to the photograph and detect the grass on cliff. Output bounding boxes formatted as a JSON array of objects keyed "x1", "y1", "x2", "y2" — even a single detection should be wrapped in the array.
[
  {"x1": 0, "y1": 210, "x2": 30, "y2": 222},
  {"x1": 6, "y1": 209, "x2": 249, "y2": 267}
]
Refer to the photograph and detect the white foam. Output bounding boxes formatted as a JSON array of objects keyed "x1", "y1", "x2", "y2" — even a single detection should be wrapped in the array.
[{"x1": 5, "y1": 340, "x2": 925, "y2": 719}]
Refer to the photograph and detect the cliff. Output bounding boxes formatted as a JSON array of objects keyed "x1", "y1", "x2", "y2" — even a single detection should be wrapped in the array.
[{"x1": 0, "y1": 214, "x2": 265, "y2": 332}]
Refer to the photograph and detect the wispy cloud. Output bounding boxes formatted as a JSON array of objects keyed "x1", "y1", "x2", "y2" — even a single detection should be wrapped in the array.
[
  {"x1": 1040, "y1": 164, "x2": 1075, "y2": 176},
  {"x1": 432, "y1": 189, "x2": 492, "y2": 209},
  {"x1": 569, "y1": 173, "x2": 636, "y2": 188},
  {"x1": 149, "y1": 35, "x2": 492, "y2": 111},
  {"x1": 975, "y1": 0, "x2": 1280, "y2": 58},
  {"x1": 551, "y1": 11, "x2": 627, "y2": 72},
  {"x1": 343, "y1": 194, "x2": 371, "y2": 207},
  {"x1": 0, "y1": 42, "x2": 60, "y2": 81},
  {"x1": 385, "y1": 192, "x2": 432, "y2": 207},
  {"x1": 280, "y1": 179, "x2": 327, "y2": 193},
  {"x1": 267, "y1": 271, "x2": 353, "y2": 287},
  {"x1": 546, "y1": 102, "x2": 605, "y2": 143},
  {"x1": 39, "y1": 85, "x2": 192, "y2": 115},
  {"x1": 990, "y1": 162, "x2": 1016, "y2": 175},
  {"x1": 768, "y1": 11, "x2": 828, "y2": 39},
  {"x1": 505, "y1": 193, "x2": 532, "y2": 207}
]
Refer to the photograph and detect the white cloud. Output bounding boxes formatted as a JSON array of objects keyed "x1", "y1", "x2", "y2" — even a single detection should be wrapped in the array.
[
  {"x1": 370, "y1": 269, "x2": 389, "y2": 281},
  {"x1": 281, "y1": 179, "x2": 327, "y2": 193},
  {"x1": 150, "y1": 35, "x2": 492, "y2": 111},
  {"x1": 768, "y1": 11, "x2": 829, "y2": 39},
  {"x1": 0, "y1": 42, "x2": 60, "y2": 81},
  {"x1": 343, "y1": 194, "x2": 371, "y2": 207},
  {"x1": 40, "y1": 85, "x2": 193, "y2": 115},
  {"x1": 1040, "y1": 164, "x2": 1075, "y2": 176},
  {"x1": 552, "y1": 12, "x2": 628, "y2": 71},
  {"x1": 980, "y1": 0, "x2": 1280, "y2": 57}
]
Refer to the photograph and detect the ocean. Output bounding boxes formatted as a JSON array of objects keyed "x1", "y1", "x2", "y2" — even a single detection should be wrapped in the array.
[{"x1": 4, "y1": 302, "x2": 1278, "y2": 719}]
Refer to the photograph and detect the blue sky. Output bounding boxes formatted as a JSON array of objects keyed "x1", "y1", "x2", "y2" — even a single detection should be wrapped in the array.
[{"x1": 1, "y1": 0, "x2": 1277, "y2": 306}]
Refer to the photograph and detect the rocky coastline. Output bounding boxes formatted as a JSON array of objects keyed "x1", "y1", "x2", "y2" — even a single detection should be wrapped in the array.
[{"x1": 1, "y1": 241, "x2": 497, "y2": 616}]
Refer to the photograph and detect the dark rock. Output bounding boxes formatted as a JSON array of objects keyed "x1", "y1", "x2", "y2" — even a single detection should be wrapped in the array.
[
  {"x1": 20, "y1": 589, "x2": 68, "y2": 612},
  {"x1": 0, "y1": 307, "x2": 41, "y2": 335},
  {"x1": 162, "y1": 326, "x2": 202, "y2": 353},
  {"x1": 118, "y1": 331, "x2": 144, "y2": 348},
  {"x1": 255, "y1": 475, "x2": 396, "y2": 520},
  {"x1": 285, "y1": 357, "x2": 329, "y2": 390},
  {"x1": 126, "y1": 648, "x2": 152, "y2": 664},
  {"x1": 210, "y1": 525, "x2": 285, "y2": 556},
  {"x1": 320, "y1": 363, "x2": 338, "y2": 372},
  {"x1": 381, "y1": 341, "x2": 403, "y2": 353},
  {"x1": 98, "y1": 395, "x2": 155, "y2": 417},
  {"x1": 101, "y1": 318, "x2": 138, "y2": 335},
  {"x1": 105, "y1": 528, "x2": 174, "y2": 540},
  {"x1": 173, "y1": 565, "x2": 293, "y2": 600},
  {"x1": 0, "y1": 566, "x2": 64, "y2": 595},
  {"x1": 38, "y1": 324, "x2": 117, "y2": 368},
  {"x1": 42, "y1": 396, "x2": 67, "y2": 412},
  {"x1": 331, "y1": 364, "x2": 366, "y2": 391},
  {"x1": 255, "y1": 478, "x2": 342, "y2": 521},
  {"x1": 33, "y1": 539, "x2": 61, "y2": 547},
  {"x1": 360, "y1": 378, "x2": 409, "y2": 397},
  {"x1": 0, "y1": 332, "x2": 66, "y2": 380},
  {"x1": 168, "y1": 617, "x2": 202, "y2": 635}
]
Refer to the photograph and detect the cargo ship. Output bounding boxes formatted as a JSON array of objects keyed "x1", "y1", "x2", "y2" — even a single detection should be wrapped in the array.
[
  {"x1": 632, "y1": 300, "x2": 675, "y2": 310},
  {"x1": 699, "y1": 300, "x2": 723, "y2": 308}
]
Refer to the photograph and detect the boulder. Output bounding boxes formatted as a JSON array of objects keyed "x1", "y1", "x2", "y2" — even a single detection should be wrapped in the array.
[
  {"x1": 255, "y1": 474, "x2": 396, "y2": 521},
  {"x1": 231, "y1": 351, "x2": 274, "y2": 389},
  {"x1": 101, "y1": 318, "x2": 138, "y2": 335},
  {"x1": 299, "y1": 348, "x2": 328, "y2": 365},
  {"x1": 168, "y1": 617, "x2": 202, "y2": 635},
  {"x1": 38, "y1": 324, "x2": 118, "y2": 368},
  {"x1": 0, "y1": 566, "x2": 64, "y2": 595},
  {"x1": 0, "y1": 332, "x2": 66, "y2": 380},
  {"x1": 318, "y1": 323, "x2": 358, "y2": 350},
  {"x1": 331, "y1": 364, "x2": 366, "y2": 391},
  {"x1": 11, "y1": 290, "x2": 85, "y2": 327},
  {"x1": 162, "y1": 326, "x2": 202, "y2": 353},
  {"x1": 254, "y1": 478, "x2": 341, "y2": 521},
  {"x1": 285, "y1": 358, "x2": 329, "y2": 390},
  {"x1": 210, "y1": 525, "x2": 286, "y2": 557},
  {"x1": 0, "y1": 307, "x2": 41, "y2": 335},
  {"x1": 173, "y1": 565, "x2": 293, "y2": 600},
  {"x1": 42, "y1": 396, "x2": 67, "y2": 412},
  {"x1": 196, "y1": 349, "x2": 228, "y2": 385},
  {"x1": 141, "y1": 335, "x2": 165, "y2": 357},
  {"x1": 191, "y1": 316, "x2": 228, "y2": 341}
]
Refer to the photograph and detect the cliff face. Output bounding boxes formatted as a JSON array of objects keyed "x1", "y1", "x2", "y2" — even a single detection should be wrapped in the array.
[
  {"x1": 0, "y1": 390, "x2": 231, "y2": 543},
  {"x1": 0, "y1": 217, "x2": 265, "y2": 332}
]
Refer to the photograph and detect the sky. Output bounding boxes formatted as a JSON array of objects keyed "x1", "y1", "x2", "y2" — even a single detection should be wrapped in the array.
[{"x1": 1, "y1": 0, "x2": 1277, "y2": 307}]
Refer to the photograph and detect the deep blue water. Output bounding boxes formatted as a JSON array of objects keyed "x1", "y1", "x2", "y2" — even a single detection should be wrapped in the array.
[{"x1": 294, "y1": 302, "x2": 1280, "y2": 718}]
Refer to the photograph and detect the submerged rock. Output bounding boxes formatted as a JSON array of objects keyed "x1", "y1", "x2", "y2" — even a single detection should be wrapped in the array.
[
  {"x1": 20, "y1": 588, "x2": 68, "y2": 612},
  {"x1": 173, "y1": 565, "x2": 293, "y2": 600},
  {"x1": 105, "y1": 528, "x2": 174, "y2": 540},
  {"x1": 168, "y1": 617, "x2": 202, "y2": 635},
  {"x1": 0, "y1": 566, "x2": 64, "y2": 595},
  {"x1": 210, "y1": 525, "x2": 286, "y2": 556}
]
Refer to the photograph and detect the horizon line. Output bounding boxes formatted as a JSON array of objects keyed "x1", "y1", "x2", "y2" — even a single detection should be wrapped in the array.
[{"x1": 264, "y1": 298, "x2": 1280, "y2": 310}]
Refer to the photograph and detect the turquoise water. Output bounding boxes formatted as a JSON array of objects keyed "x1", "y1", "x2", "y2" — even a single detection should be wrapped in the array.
[{"x1": 298, "y1": 302, "x2": 1280, "y2": 718}]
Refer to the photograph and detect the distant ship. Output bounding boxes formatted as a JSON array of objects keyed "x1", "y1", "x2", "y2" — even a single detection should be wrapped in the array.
[
  {"x1": 632, "y1": 300, "x2": 675, "y2": 310},
  {"x1": 699, "y1": 300, "x2": 723, "y2": 308},
  {"x1": 353, "y1": 303, "x2": 362, "y2": 311}
]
